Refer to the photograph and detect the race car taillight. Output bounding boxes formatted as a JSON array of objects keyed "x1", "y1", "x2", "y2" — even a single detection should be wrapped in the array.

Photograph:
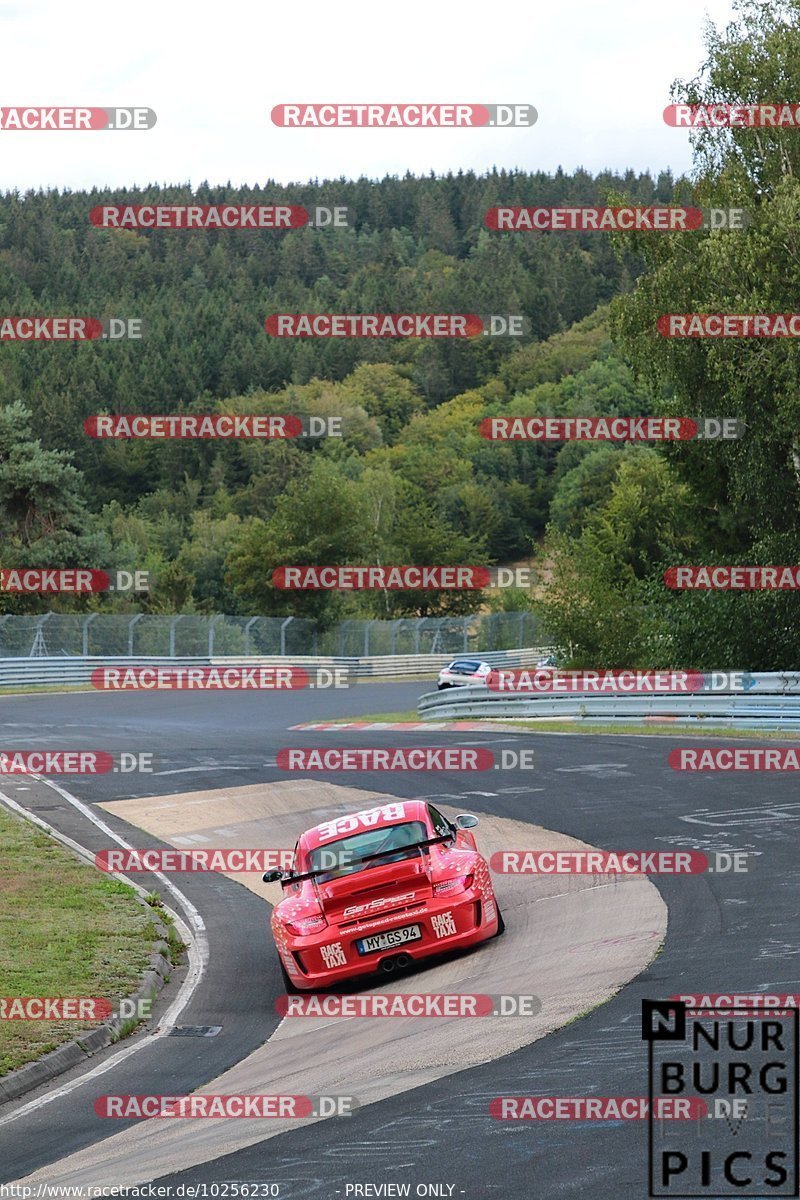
[
  {"x1": 283, "y1": 913, "x2": 328, "y2": 936},
  {"x1": 433, "y1": 872, "x2": 474, "y2": 896}
]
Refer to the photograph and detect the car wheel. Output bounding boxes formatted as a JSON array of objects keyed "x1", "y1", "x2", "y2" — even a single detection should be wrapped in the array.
[
  {"x1": 437, "y1": 683, "x2": 449, "y2": 690},
  {"x1": 494, "y1": 906, "x2": 505, "y2": 937}
]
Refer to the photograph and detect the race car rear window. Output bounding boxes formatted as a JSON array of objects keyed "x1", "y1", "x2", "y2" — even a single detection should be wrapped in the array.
[
  {"x1": 448, "y1": 660, "x2": 482, "y2": 673},
  {"x1": 308, "y1": 821, "x2": 429, "y2": 878}
]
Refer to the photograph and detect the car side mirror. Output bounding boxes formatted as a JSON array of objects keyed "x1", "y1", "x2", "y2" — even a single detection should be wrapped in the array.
[
  {"x1": 455, "y1": 813, "x2": 479, "y2": 829},
  {"x1": 262, "y1": 869, "x2": 285, "y2": 883}
]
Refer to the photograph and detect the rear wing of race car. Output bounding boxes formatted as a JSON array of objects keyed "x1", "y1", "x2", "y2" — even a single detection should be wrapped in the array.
[{"x1": 263, "y1": 832, "x2": 454, "y2": 888}]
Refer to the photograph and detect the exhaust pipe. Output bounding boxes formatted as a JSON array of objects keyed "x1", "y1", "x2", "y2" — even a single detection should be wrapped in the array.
[{"x1": 379, "y1": 952, "x2": 413, "y2": 974}]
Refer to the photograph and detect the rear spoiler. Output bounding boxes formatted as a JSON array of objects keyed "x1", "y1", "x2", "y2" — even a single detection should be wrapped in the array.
[{"x1": 263, "y1": 832, "x2": 453, "y2": 888}]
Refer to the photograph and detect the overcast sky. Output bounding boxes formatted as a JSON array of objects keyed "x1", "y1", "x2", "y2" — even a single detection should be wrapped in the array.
[{"x1": 0, "y1": 0, "x2": 738, "y2": 192}]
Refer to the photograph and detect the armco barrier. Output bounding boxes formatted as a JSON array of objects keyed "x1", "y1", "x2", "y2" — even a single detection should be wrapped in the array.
[
  {"x1": 0, "y1": 648, "x2": 552, "y2": 690},
  {"x1": 417, "y1": 674, "x2": 800, "y2": 730},
  {"x1": 0, "y1": 658, "x2": 210, "y2": 689},
  {"x1": 214, "y1": 648, "x2": 551, "y2": 678}
]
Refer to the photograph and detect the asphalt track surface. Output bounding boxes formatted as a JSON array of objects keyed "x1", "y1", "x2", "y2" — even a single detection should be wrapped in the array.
[{"x1": 1, "y1": 683, "x2": 798, "y2": 1197}]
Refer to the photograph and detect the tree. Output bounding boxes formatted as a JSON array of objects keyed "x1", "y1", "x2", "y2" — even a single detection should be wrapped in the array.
[
  {"x1": 0, "y1": 402, "x2": 107, "y2": 613},
  {"x1": 224, "y1": 458, "x2": 370, "y2": 622},
  {"x1": 537, "y1": 451, "x2": 699, "y2": 666},
  {"x1": 337, "y1": 364, "x2": 424, "y2": 443},
  {"x1": 550, "y1": 444, "x2": 622, "y2": 535},
  {"x1": 609, "y1": 0, "x2": 800, "y2": 664}
]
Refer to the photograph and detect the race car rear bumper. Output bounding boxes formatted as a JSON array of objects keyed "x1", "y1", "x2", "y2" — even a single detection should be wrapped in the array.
[{"x1": 277, "y1": 889, "x2": 499, "y2": 990}]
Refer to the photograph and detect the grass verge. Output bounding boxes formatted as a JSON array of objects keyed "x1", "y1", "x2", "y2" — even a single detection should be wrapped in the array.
[
  {"x1": 488, "y1": 720, "x2": 800, "y2": 738},
  {"x1": 0, "y1": 685, "x2": 97, "y2": 696},
  {"x1": 0, "y1": 805, "x2": 157, "y2": 1076},
  {"x1": 144, "y1": 891, "x2": 187, "y2": 966}
]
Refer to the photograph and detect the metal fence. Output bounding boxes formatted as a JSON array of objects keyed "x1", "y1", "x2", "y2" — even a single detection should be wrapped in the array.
[
  {"x1": 417, "y1": 674, "x2": 800, "y2": 730},
  {"x1": 0, "y1": 612, "x2": 541, "y2": 659}
]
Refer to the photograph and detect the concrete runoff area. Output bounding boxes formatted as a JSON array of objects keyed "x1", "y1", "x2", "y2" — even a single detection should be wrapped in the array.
[{"x1": 16, "y1": 780, "x2": 666, "y2": 1189}]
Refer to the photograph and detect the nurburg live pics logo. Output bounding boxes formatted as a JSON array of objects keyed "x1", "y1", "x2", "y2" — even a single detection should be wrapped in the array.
[{"x1": 642, "y1": 999, "x2": 799, "y2": 1196}]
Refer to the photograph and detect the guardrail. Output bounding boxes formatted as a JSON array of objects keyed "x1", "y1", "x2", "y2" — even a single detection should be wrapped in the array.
[
  {"x1": 0, "y1": 648, "x2": 553, "y2": 690},
  {"x1": 219, "y1": 648, "x2": 551, "y2": 678},
  {"x1": 418, "y1": 674, "x2": 800, "y2": 730},
  {"x1": 0, "y1": 658, "x2": 209, "y2": 689}
]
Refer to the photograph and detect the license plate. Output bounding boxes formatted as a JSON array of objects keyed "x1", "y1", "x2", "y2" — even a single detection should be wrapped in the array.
[{"x1": 356, "y1": 923, "x2": 422, "y2": 956}]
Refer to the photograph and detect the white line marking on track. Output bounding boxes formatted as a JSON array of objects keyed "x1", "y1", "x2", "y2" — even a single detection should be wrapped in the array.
[
  {"x1": 556, "y1": 763, "x2": 629, "y2": 772},
  {"x1": 680, "y1": 803, "x2": 800, "y2": 827},
  {"x1": 0, "y1": 776, "x2": 208, "y2": 1129},
  {"x1": 153, "y1": 766, "x2": 251, "y2": 776},
  {"x1": 497, "y1": 787, "x2": 544, "y2": 795},
  {"x1": 454, "y1": 739, "x2": 518, "y2": 746}
]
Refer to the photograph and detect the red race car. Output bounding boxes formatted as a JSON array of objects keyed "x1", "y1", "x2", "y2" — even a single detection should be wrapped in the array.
[{"x1": 263, "y1": 799, "x2": 503, "y2": 991}]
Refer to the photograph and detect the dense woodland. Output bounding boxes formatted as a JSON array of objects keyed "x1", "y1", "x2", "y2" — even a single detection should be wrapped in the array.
[
  {"x1": 0, "y1": 169, "x2": 666, "y2": 618},
  {"x1": 2, "y1": 0, "x2": 800, "y2": 667}
]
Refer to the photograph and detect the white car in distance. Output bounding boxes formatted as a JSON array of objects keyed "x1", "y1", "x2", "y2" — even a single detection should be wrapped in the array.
[{"x1": 436, "y1": 659, "x2": 493, "y2": 690}]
